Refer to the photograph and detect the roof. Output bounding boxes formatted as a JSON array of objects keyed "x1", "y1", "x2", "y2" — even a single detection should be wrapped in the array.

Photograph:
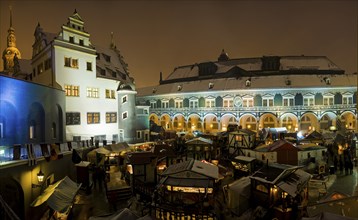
[
  {"x1": 250, "y1": 163, "x2": 303, "y2": 184},
  {"x1": 126, "y1": 151, "x2": 156, "y2": 165},
  {"x1": 233, "y1": 156, "x2": 256, "y2": 163},
  {"x1": 152, "y1": 144, "x2": 176, "y2": 158},
  {"x1": 185, "y1": 137, "x2": 213, "y2": 145},
  {"x1": 276, "y1": 169, "x2": 311, "y2": 197},
  {"x1": 230, "y1": 129, "x2": 256, "y2": 135},
  {"x1": 161, "y1": 159, "x2": 219, "y2": 179},
  {"x1": 137, "y1": 72, "x2": 356, "y2": 96},
  {"x1": 255, "y1": 139, "x2": 299, "y2": 152},
  {"x1": 31, "y1": 176, "x2": 81, "y2": 213}
]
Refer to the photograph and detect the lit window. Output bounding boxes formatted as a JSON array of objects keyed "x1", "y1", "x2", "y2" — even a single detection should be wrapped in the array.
[
  {"x1": 303, "y1": 95, "x2": 314, "y2": 106},
  {"x1": 262, "y1": 96, "x2": 274, "y2": 107},
  {"x1": 29, "y1": 123, "x2": 36, "y2": 139},
  {"x1": 64, "y1": 57, "x2": 79, "y2": 68},
  {"x1": 65, "y1": 85, "x2": 80, "y2": 97},
  {"x1": 205, "y1": 98, "x2": 215, "y2": 108},
  {"x1": 223, "y1": 98, "x2": 234, "y2": 107},
  {"x1": 37, "y1": 63, "x2": 43, "y2": 74},
  {"x1": 343, "y1": 93, "x2": 353, "y2": 105},
  {"x1": 87, "y1": 112, "x2": 100, "y2": 124},
  {"x1": 243, "y1": 97, "x2": 254, "y2": 107},
  {"x1": 105, "y1": 89, "x2": 116, "y2": 99},
  {"x1": 122, "y1": 112, "x2": 128, "y2": 119},
  {"x1": 106, "y1": 112, "x2": 117, "y2": 123},
  {"x1": 87, "y1": 87, "x2": 99, "y2": 98}
]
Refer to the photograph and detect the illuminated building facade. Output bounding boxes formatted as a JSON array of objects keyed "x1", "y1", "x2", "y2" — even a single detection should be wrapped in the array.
[
  {"x1": 29, "y1": 10, "x2": 148, "y2": 143},
  {"x1": 137, "y1": 50, "x2": 357, "y2": 135}
]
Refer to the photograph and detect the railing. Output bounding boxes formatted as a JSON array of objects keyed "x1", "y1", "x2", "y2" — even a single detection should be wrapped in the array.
[
  {"x1": 134, "y1": 178, "x2": 156, "y2": 201},
  {"x1": 153, "y1": 204, "x2": 216, "y2": 220},
  {"x1": 151, "y1": 104, "x2": 356, "y2": 114}
]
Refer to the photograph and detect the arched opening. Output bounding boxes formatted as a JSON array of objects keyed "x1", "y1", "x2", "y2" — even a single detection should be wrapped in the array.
[
  {"x1": 220, "y1": 114, "x2": 237, "y2": 131},
  {"x1": 239, "y1": 115, "x2": 257, "y2": 131},
  {"x1": 203, "y1": 114, "x2": 218, "y2": 133},
  {"x1": 300, "y1": 113, "x2": 319, "y2": 133},
  {"x1": 280, "y1": 113, "x2": 298, "y2": 132},
  {"x1": 173, "y1": 114, "x2": 185, "y2": 131},
  {"x1": 341, "y1": 111, "x2": 356, "y2": 131},
  {"x1": 260, "y1": 114, "x2": 277, "y2": 129},
  {"x1": 160, "y1": 114, "x2": 172, "y2": 130},
  {"x1": 187, "y1": 114, "x2": 202, "y2": 132}
]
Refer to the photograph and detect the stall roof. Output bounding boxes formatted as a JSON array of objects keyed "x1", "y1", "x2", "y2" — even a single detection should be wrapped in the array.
[
  {"x1": 162, "y1": 159, "x2": 219, "y2": 179},
  {"x1": 31, "y1": 176, "x2": 81, "y2": 214},
  {"x1": 234, "y1": 156, "x2": 256, "y2": 163},
  {"x1": 185, "y1": 137, "x2": 213, "y2": 145}
]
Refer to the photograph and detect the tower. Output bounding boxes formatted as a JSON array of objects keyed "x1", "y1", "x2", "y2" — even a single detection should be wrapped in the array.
[{"x1": 2, "y1": 6, "x2": 21, "y2": 75}]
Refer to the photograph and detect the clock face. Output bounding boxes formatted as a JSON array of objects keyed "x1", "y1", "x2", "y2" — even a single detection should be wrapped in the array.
[{"x1": 234, "y1": 96, "x2": 243, "y2": 107}]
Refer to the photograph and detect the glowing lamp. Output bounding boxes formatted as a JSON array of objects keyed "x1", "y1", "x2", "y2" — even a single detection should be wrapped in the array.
[{"x1": 32, "y1": 170, "x2": 45, "y2": 188}]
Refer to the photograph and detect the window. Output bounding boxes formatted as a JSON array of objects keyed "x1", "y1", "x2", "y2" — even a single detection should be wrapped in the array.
[
  {"x1": 51, "y1": 123, "x2": 56, "y2": 139},
  {"x1": 122, "y1": 95, "x2": 127, "y2": 103},
  {"x1": 0, "y1": 123, "x2": 3, "y2": 138},
  {"x1": 189, "y1": 99, "x2": 198, "y2": 108},
  {"x1": 122, "y1": 111, "x2": 128, "y2": 119},
  {"x1": 79, "y1": 39, "x2": 84, "y2": 46},
  {"x1": 303, "y1": 95, "x2": 314, "y2": 106},
  {"x1": 69, "y1": 36, "x2": 74, "y2": 43},
  {"x1": 37, "y1": 63, "x2": 43, "y2": 74},
  {"x1": 208, "y1": 82, "x2": 214, "y2": 89},
  {"x1": 283, "y1": 96, "x2": 294, "y2": 106},
  {"x1": 175, "y1": 100, "x2": 183, "y2": 108},
  {"x1": 29, "y1": 125, "x2": 35, "y2": 139},
  {"x1": 87, "y1": 87, "x2": 99, "y2": 98},
  {"x1": 64, "y1": 57, "x2": 78, "y2": 68},
  {"x1": 105, "y1": 89, "x2": 116, "y2": 99},
  {"x1": 205, "y1": 98, "x2": 215, "y2": 108},
  {"x1": 87, "y1": 112, "x2": 100, "y2": 124},
  {"x1": 150, "y1": 101, "x2": 157, "y2": 109},
  {"x1": 106, "y1": 112, "x2": 117, "y2": 123},
  {"x1": 112, "y1": 71, "x2": 117, "y2": 78},
  {"x1": 343, "y1": 93, "x2": 353, "y2": 105},
  {"x1": 86, "y1": 62, "x2": 92, "y2": 71},
  {"x1": 245, "y1": 79, "x2": 251, "y2": 87},
  {"x1": 161, "y1": 100, "x2": 169, "y2": 108},
  {"x1": 66, "y1": 112, "x2": 81, "y2": 125},
  {"x1": 65, "y1": 85, "x2": 80, "y2": 97},
  {"x1": 119, "y1": 129, "x2": 124, "y2": 142},
  {"x1": 262, "y1": 96, "x2": 274, "y2": 107},
  {"x1": 136, "y1": 131, "x2": 142, "y2": 139},
  {"x1": 223, "y1": 98, "x2": 234, "y2": 107},
  {"x1": 103, "y1": 54, "x2": 111, "y2": 62},
  {"x1": 243, "y1": 97, "x2": 254, "y2": 107},
  {"x1": 323, "y1": 96, "x2": 334, "y2": 105},
  {"x1": 44, "y1": 58, "x2": 51, "y2": 70}
]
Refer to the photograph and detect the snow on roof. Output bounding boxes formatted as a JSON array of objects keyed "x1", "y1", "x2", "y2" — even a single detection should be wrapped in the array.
[
  {"x1": 137, "y1": 73, "x2": 356, "y2": 96},
  {"x1": 162, "y1": 159, "x2": 219, "y2": 179},
  {"x1": 95, "y1": 45, "x2": 128, "y2": 77},
  {"x1": 185, "y1": 137, "x2": 213, "y2": 145},
  {"x1": 166, "y1": 65, "x2": 198, "y2": 81},
  {"x1": 280, "y1": 56, "x2": 341, "y2": 71}
]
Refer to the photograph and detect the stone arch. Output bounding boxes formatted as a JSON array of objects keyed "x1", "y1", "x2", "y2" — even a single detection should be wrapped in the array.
[
  {"x1": 0, "y1": 100, "x2": 18, "y2": 146},
  {"x1": 187, "y1": 114, "x2": 202, "y2": 132},
  {"x1": 259, "y1": 113, "x2": 278, "y2": 129},
  {"x1": 28, "y1": 102, "x2": 45, "y2": 143},
  {"x1": 0, "y1": 176, "x2": 24, "y2": 219},
  {"x1": 173, "y1": 114, "x2": 186, "y2": 131},
  {"x1": 149, "y1": 114, "x2": 160, "y2": 126},
  {"x1": 160, "y1": 114, "x2": 172, "y2": 130},
  {"x1": 279, "y1": 113, "x2": 299, "y2": 132},
  {"x1": 341, "y1": 111, "x2": 356, "y2": 131},
  {"x1": 300, "y1": 112, "x2": 319, "y2": 132},
  {"x1": 220, "y1": 113, "x2": 237, "y2": 131},
  {"x1": 239, "y1": 114, "x2": 257, "y2": 130},
  {"x1": 319, "y1": 112, "x2": 337, "y2": 131},
  {"x1": 203, "y1": 113, "x2": 219, "y2": 132}
]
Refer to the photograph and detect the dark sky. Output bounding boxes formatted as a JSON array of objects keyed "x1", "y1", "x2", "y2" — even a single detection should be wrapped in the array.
[{"x1": 1, "y1": 0, "x2": 357, "y2": 88}]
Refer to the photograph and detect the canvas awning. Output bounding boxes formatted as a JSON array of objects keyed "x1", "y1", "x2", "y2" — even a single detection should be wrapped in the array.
[{"x1": 31, "y1": 176, "x2": 81, "y2": 214}]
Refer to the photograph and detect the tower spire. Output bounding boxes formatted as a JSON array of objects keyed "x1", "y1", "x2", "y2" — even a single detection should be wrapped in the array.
[{"x1": 9, "y1": 5, "x2": 12, "y2": 28}]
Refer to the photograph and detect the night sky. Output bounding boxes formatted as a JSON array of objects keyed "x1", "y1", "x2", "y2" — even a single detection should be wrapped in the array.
[{"x1": 0, "y1": 0, "x2": 357, "y2": 88}]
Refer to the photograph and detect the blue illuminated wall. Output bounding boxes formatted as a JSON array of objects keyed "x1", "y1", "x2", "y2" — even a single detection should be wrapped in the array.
[{"x1": 0, "y1": 75, "x2": 66, "y2": 146}]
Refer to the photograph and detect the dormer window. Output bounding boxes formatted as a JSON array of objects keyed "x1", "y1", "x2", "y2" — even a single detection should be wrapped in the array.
[
  {"x1": 177, "y1": 85, "x2": 182, "y2": 91},
  {"x1": 245, "y1": 79, "x2": 251, "y2": 87},
  {"x1": 152, "y1": 88, "x2": 157, "y2": 94},
  {"x1": 208, "y1": 82, "x2": 214, "y2": 89},
  {"x1": 103, "y1": 54, "x2": 111, "y2": 62},
  {"x1": 323, "y1": 77, "x2": 331, "y2": 85},
  {"x1": 285, "y1": 79, "x2": 291, "y2": 86}
]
